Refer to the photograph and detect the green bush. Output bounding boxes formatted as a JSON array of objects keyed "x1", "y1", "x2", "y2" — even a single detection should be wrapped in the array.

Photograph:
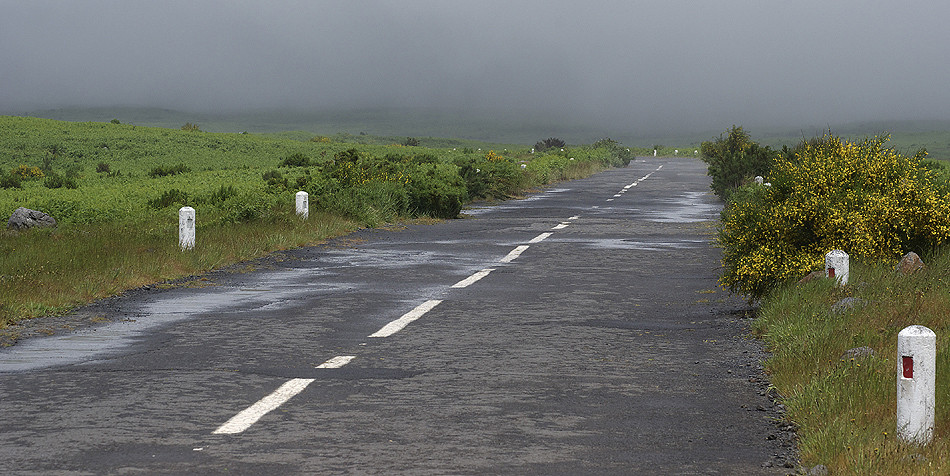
[
  {"x1": 534, "y1": 137, "x2": 566, "y2": 152},
  {"x1": 407, "y1": 163, "x2": 466, "y2": 218},
  {"x1": 279, "y1": 152, "x2": 311, "y2": 167},
  {"x1": 700, "y1": 126, "x2": 777, "y2": 200},
  {"x1": 0, "y1": 172, "x2": 22, "y2": 189},
  {"x1": 148, "y1": 163, "x2": 191, "y2": 178},
  {"x1": 148, "y1": 189, "x2": 190, "y2": 209},
  {"x1": 718, "y1": 133, "x2": 950, "y2": 298},
  {"x1": 43, "y1": 171, "x2": 78, "y2": 189}
]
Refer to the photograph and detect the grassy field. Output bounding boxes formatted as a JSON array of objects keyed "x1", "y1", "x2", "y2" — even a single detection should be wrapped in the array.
[
  {"x1": 757, "y1": 254, "x2": 950, "y2": 474},
  {"x1": 0, "y1": 115, "x2": 635, "y2": 330}
]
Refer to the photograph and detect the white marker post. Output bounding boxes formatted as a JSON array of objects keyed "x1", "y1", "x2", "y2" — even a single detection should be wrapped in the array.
[
  {"x1": 825, "y1": 249, "x2": 849, "y2": 285},
  {"x1": 897, "y1": 325, "x2": 936, "y2": 445},
  {"x1": 179, "y1": 206, "x2": 195, "y2": 250},
  {"x1": 653, "y1": 149, "x2": 657, "y2": 157},
  {"x1": 296, "y1": 191, "x2": 309, "y2": 219}
]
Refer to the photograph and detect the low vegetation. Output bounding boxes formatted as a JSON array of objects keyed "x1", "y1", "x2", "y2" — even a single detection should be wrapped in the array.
[
  {"x1": 0, "y1": 116, "x2": 633, "y2": 329},
  {"x1": 710, "y1": 126, "x2": 950, "y2": 473}
]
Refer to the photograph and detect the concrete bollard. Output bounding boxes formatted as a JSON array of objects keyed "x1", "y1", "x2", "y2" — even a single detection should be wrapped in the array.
[
  {"x1": 674, "y1": 149, "x2": 678, "y2": 155},
  {"x1": 825, "y1": 250, "x2": 849, "y2": 285},
  {"x1": 179, "y1": 206, "x2": 195, "y2": 250},
  {"x1": 754, "y1": 176, "x2": 764, "y2": 185},
  {"x1": 653, "y1": 149, "x2": 657, "y2": 157},
  {"x1": 897, "y1": 325, "x2": 936, "y2": 445},
  {"x1": 296, "y1": 191, "x2": 309, "y2": 219}
]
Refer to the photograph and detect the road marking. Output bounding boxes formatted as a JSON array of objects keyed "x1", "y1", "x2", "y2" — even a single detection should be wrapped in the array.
[
  {"x1": 528, "y1": 232, "x2": 553, "y2": 244},
  {"x1": 213, "y1": 378, "x2": 315, "y2": 435},
  {"x1": 452, "y1": 268, "x2": 495, "y2": 288},
  {"x1": 369, "y1": 300, "x2": 443, "y2": 338},
  {"x1": 316, "y1": 355, "x2": 356, "y2": 368},
  {"x1": 606, "y1": 198, "x2": 614, "y2": 202},
  {"x1": 551, "y1": 223, "x2": 569, "y2": 230},
  {"x1": 499, "y1": 245, "x2": 529, "y2": 263},
  {"x1": 569, "y1": 216, "x2": 580, "y2": 220}
]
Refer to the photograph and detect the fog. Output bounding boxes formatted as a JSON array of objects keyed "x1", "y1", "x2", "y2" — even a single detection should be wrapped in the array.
[{"x1": 2, "y1": 0, "x2": 949, "y2": 138}]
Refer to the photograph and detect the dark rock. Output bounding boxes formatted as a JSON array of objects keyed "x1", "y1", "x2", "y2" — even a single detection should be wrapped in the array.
[
  {"x1": 895, "y1": 252, "x2": 925, "y2": 275},
  {"x1": 831, "y1": 297, "x2": 869, "y2": 314},
  {"x1": 7, "y1": 207, "x2": 56, "y2": 230},
  {"x1": 840, "y1": 346, "x2": 875, "y2": 360}
]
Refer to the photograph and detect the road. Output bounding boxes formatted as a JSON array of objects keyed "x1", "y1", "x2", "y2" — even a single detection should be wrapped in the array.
[{"x1": 0, "y1": 157, "x2": 796, "y2": 474}]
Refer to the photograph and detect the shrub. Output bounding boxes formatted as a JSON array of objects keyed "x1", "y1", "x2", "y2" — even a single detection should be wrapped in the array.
[
  {"x1": 10, "y1": 165, "x2": 44, "y2": 180},
  {"x1": 700, "y1": 126, "x2": 777, "y2": 200},
  {"x1": 534, "y1": 137, "x2": 566, "y2": 152},
  {"x1": 718, "y1": 133, "x2": 950, "y2": 298},
  {"x1": 403, "y1": 137, "x2": 420, "y2": 147},
  {"x1": 407, "y1": 163, "x2": 466, "y2": 218},
  {"x1": 262, "y1": 170, "x2": 287, "y2": 188},
  {"x1": 181, "y1": 122, "x2": 201, "y2": 131},
  {"x1": 148, "y1": 164, "x2": 191, "y2": 178},
  {"x1": 147, "y1": 189, "x2": 190, "y2": 209},
  {"x1": 43, "y1": 172, "x2": 78, "y2": 189},
  {"x1": 279, "y1": 153, "x2": 311, "y2": 167},
  {"x1": 0, "y1": 172, "x2": 22, "y2": 189},
  {"x1": 96, "y1": 162, "x2": 111, "y2": 173}
]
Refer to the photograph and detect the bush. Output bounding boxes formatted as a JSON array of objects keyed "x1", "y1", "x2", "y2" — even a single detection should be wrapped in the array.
[
  {"x1": 147, "y1": 189, "x2": 190, "y2": 209},
  {"x1": 700, "y1": 126, "x2": 777, "y2": 200},
  {"x1": 43, "y1": 172, "x2": 78, "y2": 189},
  {"x1": 279, "y1": 153, "x2": 311, "y2": 167},
  {"x1": 148, "y1": 164, "x2": 191, "y2": 178},
  {"x1": 0, "y1": 172, "x2": 22, "y2": 189},
  {"x1": 534, "y1": 137, "x2": 566, "y2": 152},
  {"x1": 262, "y1": 170, "x2": 287, "y2": 188},
  {"x1": 402, "y1": 137, "x2": 420, "y2": 147},
  {"x1": 718, "y1": 133, "x2": 950, "y2": 298},
  {"x1": 10, "y1": 165, "x2": 44, "y2": 180},
  {"x1": 181, "y1": 122, "x2": 201, "y2": 131},
  {"x1": 407, "y1": 163, "x2": 466, "y2": 218},
  {"x1": 96, "y1": 162, "x2": 111, "y2": 173}
]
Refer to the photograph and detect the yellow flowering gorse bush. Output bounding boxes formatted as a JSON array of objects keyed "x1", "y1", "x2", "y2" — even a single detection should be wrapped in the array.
[{"x1": 719, "y1": 134, "x2": 950, "y2": 298}]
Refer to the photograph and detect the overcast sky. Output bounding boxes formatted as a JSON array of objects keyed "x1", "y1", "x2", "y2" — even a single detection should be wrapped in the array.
[{"x1": 2, "y1": 0, "x2": 949, "y2": 136}]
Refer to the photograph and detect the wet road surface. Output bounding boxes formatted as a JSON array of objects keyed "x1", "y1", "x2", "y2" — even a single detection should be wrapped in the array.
[{"x1": 0, "y1": 158, "x2": 795, "y2": 474}]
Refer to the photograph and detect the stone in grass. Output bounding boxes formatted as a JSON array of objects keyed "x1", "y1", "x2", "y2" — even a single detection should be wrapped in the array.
[
  {"x1": 808, "y1": 464, "x2": 829, "y2": 476},
  {"x1": 840, "y1": 346, "x2": 875, "y2": 361},
  {"x1": 895, "y1": 251, "x2": 925, "y2": 275},
  {"x1": 7, "y1": 207, "x2": 56, "y2": 231},
  {"x1": 831, "y1": 297, "x2": 869, "y2": 315},
  {"x1": 798, "y1": 270, "x2": 825, "y2": 284}
]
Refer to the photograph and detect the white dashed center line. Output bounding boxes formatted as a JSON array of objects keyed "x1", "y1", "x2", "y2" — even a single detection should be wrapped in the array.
[
  {"x1": 528, "y1": 232, "x2": 553, "y2": 243},
  {"x1": 369, "y1": 299, "x2": 443, "y2": 338},
  {"x1": 499, "y1": 245, "x2": 530, "y2": 263},
  {"x1": 214, "y1": 378, "x2": 314, "y2": 435},
  {"x1": 452, "y1": 268, "x2": 495, "y2": 288},
  {"x1": 316, "y1": 355, "x2": 356, "y2": 368}
]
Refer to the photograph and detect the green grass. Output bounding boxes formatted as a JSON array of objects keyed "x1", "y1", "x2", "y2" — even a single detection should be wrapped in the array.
[{"x1": 755, "y1": 252, "x2": 950, "y2": 474}]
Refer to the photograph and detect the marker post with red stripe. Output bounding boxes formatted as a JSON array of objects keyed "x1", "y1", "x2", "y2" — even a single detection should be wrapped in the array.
[{"x1": 897, "y1": 325, "x2": 936, "y2": 445}]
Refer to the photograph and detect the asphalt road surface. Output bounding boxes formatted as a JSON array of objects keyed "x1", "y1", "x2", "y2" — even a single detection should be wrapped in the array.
[{"x1": 0, "y1": 157, "x2": 796, "y2": 474}]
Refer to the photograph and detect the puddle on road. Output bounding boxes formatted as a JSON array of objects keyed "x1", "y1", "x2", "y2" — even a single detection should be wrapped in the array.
[
  {"x1": 642, "y1": 191, "x2": 719, "y2": 223},
  {"x1": 464, "y1": 188, "x2": 570, "y2": 215},
  {"x1": 0, "y1": 268, "x2": 351, "y2": 372},
  {"x1": 562, "y1": 238, "x2": 708, "y2": 251}
]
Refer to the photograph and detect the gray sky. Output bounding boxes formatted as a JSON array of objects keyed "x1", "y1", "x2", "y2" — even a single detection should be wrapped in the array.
[{"x1": 2, "y1": 0, "x2": 949, "y2": 136}]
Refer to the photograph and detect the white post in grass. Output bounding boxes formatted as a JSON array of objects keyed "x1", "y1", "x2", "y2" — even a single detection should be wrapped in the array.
[
  {"x1": 825, "y1": 249, "x2": 849, "y2": 285},
  {"x1": 897, "y1": 325, "x2": 936, "y2": 445},
  {"x1": 296, "y1": 191, "x2": 309, "y2": 219},
  {"x1": 179, "y1": 206, "x2": 195, "y2": 250}
]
